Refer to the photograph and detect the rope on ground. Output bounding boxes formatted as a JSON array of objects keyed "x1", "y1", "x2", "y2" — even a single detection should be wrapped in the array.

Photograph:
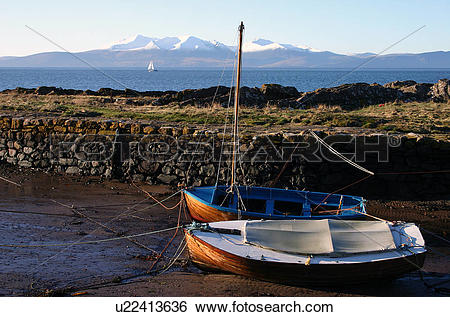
[
  {"x1": 51, "y1": 199, "x2": 158, "y2": 254},
  {"x1": 127, "y1": 190, "x2": 183, "y2": 216},
  {"x1": 0, "y1": 175, "x2": 22, "y2": 187},
  {"x1": 0, "y1": 226, "x2": 182, "y2": 248},
  {"x1": 147, "y1": 196, "x2": 184, "y2": 273},
  {"x1": 419, "y1": 226, "x2": 450, "y2": 245},
  {"x1": 132, "y1": 183, "x2": 182, "y2": 211},
  {"x1": 158, "y1": 236, "x2": 187, "y2": 275}
]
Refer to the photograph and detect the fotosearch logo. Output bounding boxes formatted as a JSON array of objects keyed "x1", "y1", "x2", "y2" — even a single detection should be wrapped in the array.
[{"x1": 50, "y1": 133, "x2": 401, "y2": 164}]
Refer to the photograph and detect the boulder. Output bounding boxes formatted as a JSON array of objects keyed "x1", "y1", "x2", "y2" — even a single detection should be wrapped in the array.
[
  {"x1": 296, "y1": 83, "x2": 403, "y2": 109},
  {"x1": 383, "y1": 80, "x2": 417, "y2": 89},
  {"x1": 260, "y1": 84, "x2": 300, "y2": 100},
  {"x1": 384, "y1": 80, "x2": 432, "y2": 101},
  {"x1": 35, "y1": 86, "x2": 57, "y2": 95},
  {"x1": 431, "y1": 79, "x2": 450, "y2": 102}
]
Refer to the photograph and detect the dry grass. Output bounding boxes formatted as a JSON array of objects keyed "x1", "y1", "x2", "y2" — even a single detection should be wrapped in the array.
[{"x1": 0, "y1": 92, "x2": 448, "y2": 139}]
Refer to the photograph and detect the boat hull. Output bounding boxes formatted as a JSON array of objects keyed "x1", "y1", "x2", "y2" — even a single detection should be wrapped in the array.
[
  {"x1": 185, "y1": 191, "x2": 244, "y2": 222},
  {"x1": 184, "y1": 189, "x2": 366, "y2": 223},
  {"x1": 184, "y1": 229, "x2": 426, "y2": 286}
]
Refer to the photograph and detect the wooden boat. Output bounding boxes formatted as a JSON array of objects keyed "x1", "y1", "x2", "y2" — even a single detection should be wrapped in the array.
[
  {"x1": 184, "y1": 21, "x2": 371, "y2": 222},
  {"x1": 184, "y1": 219, "x2": 427, "y2": 286},
  {"x1": 184, "y1": 185, "x2": 367, "y2": 222}
]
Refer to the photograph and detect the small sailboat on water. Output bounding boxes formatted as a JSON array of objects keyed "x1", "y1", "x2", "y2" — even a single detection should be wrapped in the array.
[
  {"x1": 148, "y1": 60, "x2": 157, "y2": 72},
  {"x1": 184, "y1": 219, "x2": 426, "y2": 286},
  {"x1": 183, "y1": 21, "x2": 367, "y2": 222}
]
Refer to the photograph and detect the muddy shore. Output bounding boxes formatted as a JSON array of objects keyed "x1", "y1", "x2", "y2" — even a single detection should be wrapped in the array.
[{"x1": 0, "y1": 163, "x2": 448, "y2": 297}]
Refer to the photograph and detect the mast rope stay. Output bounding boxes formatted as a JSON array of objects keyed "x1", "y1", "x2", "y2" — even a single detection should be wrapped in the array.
[{"x1": 309, "y1": 130, "x2": 375, "y2": 176}]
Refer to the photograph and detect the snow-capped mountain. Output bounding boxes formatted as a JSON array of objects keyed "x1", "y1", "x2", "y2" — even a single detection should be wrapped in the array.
[
  {"x1": 242, "y1": 39, "x2": 321, "y2": 53},
  {"x1": 108, "y1": 35, "x2": 322, "y2": 54},
  {"x1": 109, "y1": 35, "x2": 233, "y2": 51},
  {"x1": 1, "y1": 34, "x2": 449, "y2": 68},
  {"x1": 110, "y1": 35, "x2": 159, "y2": 50}
]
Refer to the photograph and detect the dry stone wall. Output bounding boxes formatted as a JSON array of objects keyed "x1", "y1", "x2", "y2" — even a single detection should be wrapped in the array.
[{"x1": 0, "y1": 115, "x2": 449, "y2": 200}]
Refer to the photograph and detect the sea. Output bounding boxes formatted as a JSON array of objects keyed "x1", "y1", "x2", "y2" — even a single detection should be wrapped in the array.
[{"x1": 0, "y1": 68, "x2": 449, "y2": 92}]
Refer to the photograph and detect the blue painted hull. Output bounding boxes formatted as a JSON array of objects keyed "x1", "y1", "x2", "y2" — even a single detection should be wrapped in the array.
[{"x1": 184, "y1": 186, "x2": 366, "y2": 222}]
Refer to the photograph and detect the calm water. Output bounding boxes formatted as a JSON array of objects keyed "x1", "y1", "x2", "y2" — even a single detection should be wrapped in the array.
[{"x1": 0, "y1": 68, "x2": 449, "y2": 92}]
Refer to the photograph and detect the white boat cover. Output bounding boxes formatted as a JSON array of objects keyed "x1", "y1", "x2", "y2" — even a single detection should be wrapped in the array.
[{"x1": 243, "y1": 219, "x2": 396, "y2": 255}]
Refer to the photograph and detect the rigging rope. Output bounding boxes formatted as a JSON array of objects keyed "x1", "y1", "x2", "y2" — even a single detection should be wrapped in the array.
[
  {"x1": 186, "y1": 31, "x2": 239, "y2": 187},
  {"x1": 309, "y1": 130, "x2": 375, "y2": 175},
  {"x1": 215, "y1": 50, "x2": 238, "y2": 187}
]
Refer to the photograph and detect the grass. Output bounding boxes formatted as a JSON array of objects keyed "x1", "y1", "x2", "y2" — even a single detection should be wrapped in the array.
[{"x1": 0, "y1": 93, "x2": 449, "y2": 139}]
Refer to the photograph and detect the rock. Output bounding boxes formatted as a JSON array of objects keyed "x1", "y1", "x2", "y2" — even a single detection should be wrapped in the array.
[
  {"x1": 384, "y1": 80, "x2": 432, "y2": 101},
  {"x1": 157, "y1": 174, "x2": 177, "y2": 184},
  {"x1": 35, "y1": 86, "x2": 57, "y2": 95},
  {"x1": 161, "y1": 165, "x2": 173, "y2": 174},
  {"x1": 297, "y1": 83, "x2": 403, "y2": 109},
  {"x1": 96, "y1": 88, "x2": 123, "y2": 97},
  {"x1": 132, "y1": 174, "x2": 145, "y2": 182},
  {"x1": 260, "y1": 84, "x2": 300, "y2": 100},
  {"x1": 431, "y1": 79, "x2": 450, "y2": 102},
  {"x1": 384, "y1": 80, "x2": 417, "y2": 89},
  {"x1": 66, "y1": 166, "x2": 80, "y2": 174},
  {"x1": 18, "y1": 160, "x2": 32, "y2": 168},
  {"x1": 200, "y1": 164, "x2": 215, "y2": 177}
]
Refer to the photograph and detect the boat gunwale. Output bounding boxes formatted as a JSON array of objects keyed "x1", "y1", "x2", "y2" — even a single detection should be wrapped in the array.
[{"x1": 183, "y1": 185, "x2": 366, "y2": 219}]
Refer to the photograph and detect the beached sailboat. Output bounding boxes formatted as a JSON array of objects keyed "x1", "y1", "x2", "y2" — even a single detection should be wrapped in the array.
[
  {"x1": 183, "y1": 21, "x2": 368, "y2": 222},
  {"x1": 184, "y1": 219, "x2": 427, "y2": 286},
  {"x1": 148, "y1": 60, "x2": 157, "y2": 72}
]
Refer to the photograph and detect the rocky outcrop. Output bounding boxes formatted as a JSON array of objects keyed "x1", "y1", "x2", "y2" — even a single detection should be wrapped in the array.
[
  {"x1": 2, "y1": 79, "x2": 448, "y2": 109},
  {"x1": 260, "y1": 84, "x2": 300, "y2": 100},
  {"x1": 383, "y1": 80, "x2": 433, "y2": 101},
  {"x1": 431, "y1": 79, "x2": 450, "y2": 102},
  {"x1": 297, "y1": 83, "x2": 403, "y2": 109},
  {"x1": 152, "y1": 85, "x2": 300, "y2": 108}
]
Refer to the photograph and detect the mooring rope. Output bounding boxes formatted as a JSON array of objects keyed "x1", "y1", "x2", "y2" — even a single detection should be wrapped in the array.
[
  {"x1": 0, "y1": 175, "x2": 22, "y2": 187},
  {"x1": 0, "y1": 226, "x2": 182, "y2": 248},
  {"x1": 147, "y1": 195, "x2": 184, "y2": 272},
  {"x1": 132, "y1": 184, "x2": 183, "y2": 211}
]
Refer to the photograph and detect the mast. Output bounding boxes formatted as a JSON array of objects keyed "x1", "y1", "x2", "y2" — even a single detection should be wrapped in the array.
[{"x1": 230, "y1": 21, "x2": 244, "y2": 192}]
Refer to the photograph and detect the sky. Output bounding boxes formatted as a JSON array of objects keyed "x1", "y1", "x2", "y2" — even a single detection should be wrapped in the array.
[{"x1": 1, "y1": 0, "x2": 450, "y2": 57}]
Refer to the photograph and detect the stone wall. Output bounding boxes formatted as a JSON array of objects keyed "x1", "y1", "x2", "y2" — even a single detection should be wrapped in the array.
[{"x1": 1, "y1": 115, "x2": 449, "y2": 200}]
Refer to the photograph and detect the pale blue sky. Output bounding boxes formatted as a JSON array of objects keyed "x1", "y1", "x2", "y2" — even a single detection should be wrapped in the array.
[{"x1": 1, "y1": 0, "x2": 449, "y2": 57}]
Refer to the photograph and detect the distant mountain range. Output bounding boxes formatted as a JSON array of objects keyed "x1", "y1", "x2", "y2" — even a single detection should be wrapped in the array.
[{"x1": 1, "y1": 34, "x2": 449, "y2": 68}]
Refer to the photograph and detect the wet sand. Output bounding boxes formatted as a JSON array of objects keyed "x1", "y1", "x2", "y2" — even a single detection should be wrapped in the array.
[{"x1": 0, "y1": 163, "x2": 448, "y2": 297}]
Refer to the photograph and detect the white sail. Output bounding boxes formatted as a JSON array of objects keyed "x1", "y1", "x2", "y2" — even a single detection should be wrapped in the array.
[{"x1": 148, "y1": 60, "x2": 156, "y2": 72}]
